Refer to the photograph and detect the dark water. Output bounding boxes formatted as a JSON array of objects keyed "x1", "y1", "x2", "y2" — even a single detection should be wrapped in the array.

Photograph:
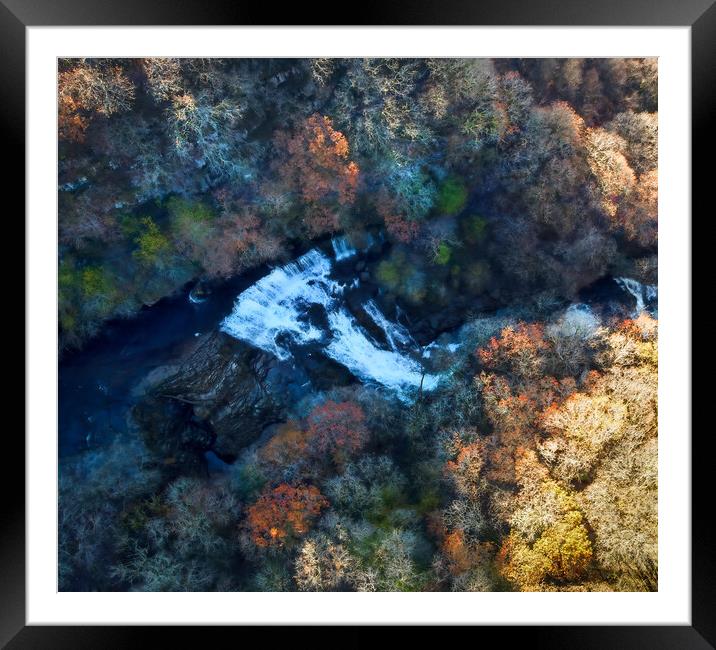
[{"x1": 58, "y1": 271, "x2": 265, "y2": 457}]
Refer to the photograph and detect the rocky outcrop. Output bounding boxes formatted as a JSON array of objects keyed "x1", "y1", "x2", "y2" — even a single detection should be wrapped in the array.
[{"x1": 132, "y1": 332, "x2": 284, "y2": 466}]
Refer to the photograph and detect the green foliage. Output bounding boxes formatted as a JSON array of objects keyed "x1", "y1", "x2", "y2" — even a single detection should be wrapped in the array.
[
  {"x1": 118, "y1": 212, "x2": 147, "y2": 240},
  {"x1": 364, "y1": 484, "x2": 410, "y2": 529},
  {"x1": 82, "y1": 266, "x2": 110, "y2": 299},
  {"x1": 417, "y1": 488, "x2": 441, "y2": 515},
  {"x1": 462, "y1": 107, "x2": 502, "y2": 147},
  {"x1": 375, "y1": 249, "x2": 427, "y2": 304},
  {"x1": 59, "y1": 257, "x2": 125, "y2": 344},
  {"x1": 375, "y1": 259, "x2": 400, "y2": 288},
  {"x1": 229, "y1": 456, "x2": 267, "y2": 502},
  {"x1": 134, "y1": 217, "x2": 170, "y2": 265},
  {"x1": 385, "y1": 164, "x2": 437, "y2": 221},
  {"x1": 166, "y1": 197, "x2": 215, "y2": 224},
  {"x1": 58, "y1": 258, "x2": 82, "y2": 338},
  {"x1": 437, "y1": 177, "x2": 468, "y2": 216},
  {"x1": 434, "y1": 242, "x2": 452, "y2": 265},
  {"x1": 348, "y1": 528, "x2": 429, "y2": 592},
  {"x1": 167, "y1": 198, "x2": 217, "y2": 265}
]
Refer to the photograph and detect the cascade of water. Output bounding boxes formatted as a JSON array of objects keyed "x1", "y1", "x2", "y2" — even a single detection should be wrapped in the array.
[
  {"x1": 331, "y1": 235, "x2": 358, "y2": 261},
  {"x1": 220, "y1": 249, "x2": 335, "y2": 360},
  {"x1": 615, "y1": 277, "x2": 658, "y2": 316},
  {"x1": 363, "y1": 299, "x2": 414, "y2": 351},
  {"x1": 221, "y1": 248, "x2": 439, "y2": 395},
  {"x1": 325, "y1": 308, "x2": 438, "y2": 393}
]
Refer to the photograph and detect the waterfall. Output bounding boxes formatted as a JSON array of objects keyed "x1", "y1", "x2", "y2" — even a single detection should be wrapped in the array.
[
  {"x1": 331, "y1": 235, "x2": 358, "y2": 261},
  {"x1": 220, "y1": 248, "x2": 439, "y2": 396},
  {"x1": 615, "y1": 277, "x2": 658, "y2": 316},
  {"x1": 220, "y1": 249, "x2": 335, "y2": 361},
  {"x1": 363, "y1": 299, "x2": 414, "y2": 350},
  {"x1": 325, "y1": 308, "x2": 439, "y2": 393}
]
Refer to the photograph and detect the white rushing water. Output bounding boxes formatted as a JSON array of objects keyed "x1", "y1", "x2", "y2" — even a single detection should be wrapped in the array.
[
  {"x1": 615, "y1": 277, "x2": 658, "y2": 316},
  {"x1": 221, "y1": 248, "x2": 439, "y2": 396},
  {"x1": 221, "y1": 249, "x2": 333, "y2": 361},
  {"x1": 331, "y1": 236, "x2": 358, "y2": 261},
  {"x1": 331, "y1": 232, "x2": 383, "y2": 262},
  {"x1": 363, "y1": 299, "x2": 415, "y2": 350}
]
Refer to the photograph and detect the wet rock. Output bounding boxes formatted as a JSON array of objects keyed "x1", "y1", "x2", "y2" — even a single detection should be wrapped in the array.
[
  {"x1": 132, "y1": 332, "x2": 284, "y2": 463},
  {"x1": 189, "y1": 281, "x2": 211, "y2": 303},
  {"x1": 131, "y1": 397, "x2": 213, "y2": 476}
]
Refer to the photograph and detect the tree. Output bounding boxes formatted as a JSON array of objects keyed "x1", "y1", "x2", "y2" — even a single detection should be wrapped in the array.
[
  {"x1": 497, "y1": 450, "x2": 592, "y2": 590},
  {"x1": 133, "y1": 217, "x2": 170, "y2": 267},
  {"x1": 607, "y1": 111, "x2": 658, "y2": 174},
  {"x1": 585, "y1": 127, "x2": 636, "y2": 219},
  {"x1": 443, "y1": 431, "x2": 487, "y2": 502},
  {"x1": 478, "y1": 373, "x2": 574, "y2": 487},
  {"x1": 259, "y1": 421, "x2": 309, "y2": 469},
  {"x1": 575, "y1": 315, "x2": 658, "y2": 590},
  {"x1": 349, "y1": 528, "x2": 425, "y2": 592},
  {"x1": 305, "y1": 400, "x2": 369, "y2": 467},
  {"x1": 332, "y1": 59, "x2": 428, "y2": 158},
  {"x1": 167, "y1": 197, "x2": 215, "y2": 264},
  {"x1": 382, "y1": 213, "x2": 420, "y2": 243},
  {"x1": 245, "y1": 484, "x2": 328, "y2": 548},
  {"x1": 436, "y1": 177, "x2": 468, "y2": 216},
  {"x1": 58, "y1": 60, "x2": 135, "y2": 141},
  {"x1": 294, "y1": 534, "x2": 353, "y2": 591},
  {"x1": 578, "y1": 437, "x2": 657, "y2": 590},
  {"x1": 168, "y1": 91, "x2": 247, "y2": 182},
  {"x1": 273, "y1": 114, "x2": 360, "y2": 207},
  {"x1": 477, "y1": 323, "x2": 549, "y2": 381},
  {"x1": 616, "y1": 168, "x2": 657, "y2": 247},
  {"x1": 539, "y1": 392, "x2": 629, "y2": 486},
  {"x1": 142, "y1": 58, "x2": 183, "y2": 103}
]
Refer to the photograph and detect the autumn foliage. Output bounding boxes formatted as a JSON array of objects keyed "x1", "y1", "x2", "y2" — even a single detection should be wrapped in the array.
[
  {"x1": 444, "y1": 435, "x2": 487, "y2": 501},
  {"x1": 274, "y1": 114, "x2": 360, "y2": 207},
  {"x1": 305, "y1": 401, "x2": 368, "y2": 466},
  {"x1": 245, "y1": 484, "x2": 328, "y2": 548},
  {"x1": 259, "y1": 421, "x2": 309, "y2": 468},
  {"x1": 477, "y1": 323, "x2": 549, "y2": 380},
  {"x1": 496, "y1": 450, "x2": 593, "y2": 590},
  {"x1": 58, "y1": 61, "x2": 135, "y2": 142}
]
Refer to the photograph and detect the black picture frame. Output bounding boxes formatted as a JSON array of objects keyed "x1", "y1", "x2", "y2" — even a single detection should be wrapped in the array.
[{"x1": 7, "y1": 0, "x2": 707, "y2": 644}]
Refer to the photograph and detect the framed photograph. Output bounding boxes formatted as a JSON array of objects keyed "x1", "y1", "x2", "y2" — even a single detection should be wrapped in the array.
[{"x1": 10, "y1": 0, "x2": 707, "y2": 643}]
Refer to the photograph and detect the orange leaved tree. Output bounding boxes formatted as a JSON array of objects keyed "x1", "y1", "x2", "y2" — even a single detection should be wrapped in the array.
[
  {"x1": 245, "y1": 484, "x2": 328, "y2": 548},
  {"x1": 305, "y1": 400, "x2": 368, "y2": 467},
  {"x1": 273, "y1": 114, "x2": 360, "y2": 208}
]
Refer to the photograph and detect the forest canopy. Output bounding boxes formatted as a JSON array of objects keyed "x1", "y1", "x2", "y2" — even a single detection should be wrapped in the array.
[
  {"x1": 58, "y1": 58, "x2": 658, "y2": 593},
  {"x1": 58, "y1": 57, "x2": 657, "y2": 349}
]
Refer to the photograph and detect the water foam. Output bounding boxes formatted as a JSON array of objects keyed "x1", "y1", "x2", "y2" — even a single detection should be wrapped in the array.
[
  {"x1": 220, "y1": 249, "x2": 334, "y2": 361},
  {"x1": 615, "y1": 277, "x2": 658, "y2": 316},
  {"x1": 363, "y1": 299, "x2": 414, "y2": 350},
  {"x1": 331, "y1": 235, "x2": 358, "y2": 261},
  {"x1": 221, "y1": 248, "x2": 438, "y2": 395}
]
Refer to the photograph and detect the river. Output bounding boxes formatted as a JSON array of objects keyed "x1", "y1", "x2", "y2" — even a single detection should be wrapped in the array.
[{"x1": 59, "y1": 234, "x2": 657, "y2": 458}]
